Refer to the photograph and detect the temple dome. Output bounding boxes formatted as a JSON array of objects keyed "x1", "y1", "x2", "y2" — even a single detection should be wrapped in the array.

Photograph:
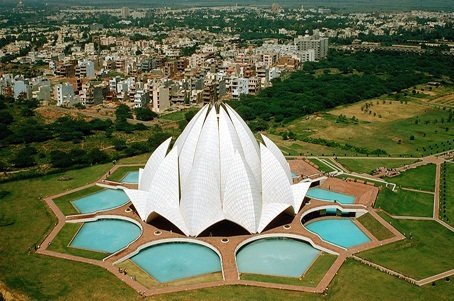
[{"x1": 123, "y1": 103, "x2": 310, "y2": 236}]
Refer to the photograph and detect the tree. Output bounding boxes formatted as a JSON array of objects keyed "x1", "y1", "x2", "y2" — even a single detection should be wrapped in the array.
[
  {"x1": 135, "y1": 107, "x2": 158, "y2": 121},
  {"x1": 178, "y1": 120, "x2": 188, "y2": 131},
  {"x1": 115, "y1": 104, "x2": 132, "y2": 122},
  {"x1": 112, "y1": 138, "x2": 127, "y2": 151},
  {"x1": 10, "y1": 146, "x2": 37, "y2": 168},
  {"x1": 0, "y1": 160, "x2": 8, "y2": 172},
  {"x1": 50, "y1": 150, "x2": 73, "y2": 168},
  {"x1": 86, "y1": 149, "x2": 110, "y2": 164},
  {"x1": 68, "y1": 148, "x2": 88, "y2": 165},
  {"x1": 124, "y1": 142, "x2": 149, "y2": 156},
  {"x1": 51, "y1": 116, "x2": 92, "y2": 142},
  {"x1": 148, "y1": 131, "x2": 171, "y2": 149},
  {"x1": 248, "y1": 118, "x2": 269, "y2": 131},
  {"x1": 184, "y1": 110, "x2": 197, "y2": 122},
  {"x1": 288, "y1": 131, "x2": 297, "y2": 140},
  {"x1": 0, "y1": 111, "x2": 13, "y2": 125}
]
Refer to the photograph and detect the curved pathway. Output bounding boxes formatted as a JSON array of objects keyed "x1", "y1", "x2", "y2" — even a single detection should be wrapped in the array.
[{"x1": 36, "y1": 157, "x2": 453, "y2": 297}]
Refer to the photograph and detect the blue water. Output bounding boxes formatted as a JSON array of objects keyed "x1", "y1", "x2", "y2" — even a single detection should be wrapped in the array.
[
  {"x1": 131, "y1": 242, "x2": 221, "y2": 282},
  {"x1": 236, "y1": 238, "x2": 320, "y2": 277},
  {"x1": 305, "y1": 218, "x2": 370, "y2": 248},
  {"x1": 306, "y1": 188, "x2": 355, "y2": 204},
  {"x1": 70, "y1": 219, "x2": 141, "y2": 253},
  {"x1": 291, "y1": 171, "x2": 298, "y2": 178},
  {"x1": 72, "y1": 189, "x2": 129, "y2": 213},
  {"x1": 326, "y1": 208, "x2": 338, "y2": 215},
  {"x1": 121, "y1": 171, "x2": 139, "y2": 184}
]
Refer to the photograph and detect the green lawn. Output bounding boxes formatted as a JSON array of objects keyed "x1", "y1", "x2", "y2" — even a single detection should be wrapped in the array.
[
  {"x1": 337, "y1": 158, "x2": 418, "y2": 174},
  {"x1": 375, "y1": 188, "x2": 434, "y2": 217},
  {"x1": 53, "y1": 185, "x2": 103, "y2": 216},
  {"x1": 357, "y1": 213, "x2": 394, "y2": 240},
  {"x1": 117, "y1": 153, "x2": 150, "y2": 165},
  {"x1": 47, "y1": 223, "x2": 107, "y2": 260},
  {"x1": 0, "y1": 163, "x2": 138, "y2": 300},
  {"x1": 384, "y1": 164, "x2": 436, "y2": 191},
  {"x1": 1, "y1": 161, "x2": 453, "y2": 300},
  {"x1": 269, "y1": 100, "x2": 454, "y2": 158},
  {"x1": 107, "y1": 166, "x2": 142, "y2": 182},
  {"x1": 336, "y1": 174, "x2": 388, "y2": 187},
  {"x1": 358, "y1": 216, "x2": 454, "y2": 279},
  {"x1": 240, "y1": 253, "x2": 337, "y2": 287},
  {"x1": 159, "y1": 107, "x2": 199, "y2": 121},
  {"x1": 440, "y1": 163, "x2": 454, "y2": 226},
  {"x1": 308, "y1": 158, "x2": 336, "y2": 173},
  {"x1": 150, "y1": 259, "x2": 454, "y2": 301}
]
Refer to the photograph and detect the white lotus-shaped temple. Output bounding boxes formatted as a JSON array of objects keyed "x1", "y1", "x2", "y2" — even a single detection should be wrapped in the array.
[{"x1": 123, "y1": 103, "x2": 311, "y2": 236}]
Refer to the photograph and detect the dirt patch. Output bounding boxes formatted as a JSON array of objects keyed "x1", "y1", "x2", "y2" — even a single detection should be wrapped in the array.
[
  {"x1": 329, "y1": 100, "x2": 427, "y2": 123},
  {"x1": 0, "y1": 281, "x2": 29, "y2": 301},
  {"x1": 36, "y1": 107, "x2": 87, "y2": 123},
  {"x1": 415, "y1": 90, "x2": 436, "y2": 96},
  {"x1": 430, "y1": 93, "x2": 454, "y2": 106}
]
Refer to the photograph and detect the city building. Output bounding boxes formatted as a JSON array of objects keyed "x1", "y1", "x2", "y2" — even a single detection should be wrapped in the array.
[
  {"x1": 151, "y1": 82, "x2": 170, "y2": 113},
  {"x1": 121, "y1": 7, "x2": 130, "y2": 19},
  {"x1": 294, "y1": 32, "x2": 329, "y2": 60},
  {"x1": 54, "y1": 82, "x2": 80, "y2": 107}
]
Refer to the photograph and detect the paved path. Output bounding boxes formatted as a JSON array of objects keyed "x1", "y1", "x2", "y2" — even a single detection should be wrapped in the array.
[
  {"x1": 401, "y1": 187, "x2": 434, "y2": 195},
  {"x1": 416, "y1": 269, "x2": 454, "y2": 286},
  {"x1": 352, "y1": 256, "x2": 454, "y2": 286},
  {"x1": 38, "y1": 165, "x2": 407, "y2": 296},
  {"x1": 389, "y1": 215, "x2": 434, "y2": 221},
  {"x1": 325, "y1": 158, "x2": 349, "y2": 173},
  {"x1": 351, "y1": 256, "x2": 417, "y2": 285},
  {"x1": 36, "y1": 159, "x2": 454, "y2": 296},
  {"x1": 436, "y1": 219, "x2": 454, "y2": 233},
  {"x1": 433, "y1": 163, "x2": 441, "y2": 219}
]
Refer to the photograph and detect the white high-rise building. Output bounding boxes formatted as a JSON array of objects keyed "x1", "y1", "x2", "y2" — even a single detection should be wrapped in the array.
[
  {"x1": 294, "y1": 33, "x2": 329, "y2": 60},
  {"x1": 121, "y1": 7, "x2": 130, "y2": 19}
]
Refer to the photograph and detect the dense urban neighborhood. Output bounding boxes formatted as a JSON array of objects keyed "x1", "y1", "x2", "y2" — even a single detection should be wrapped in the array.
[{"x1": 0, "y1": 1, "x2": 454, "y2": 301}]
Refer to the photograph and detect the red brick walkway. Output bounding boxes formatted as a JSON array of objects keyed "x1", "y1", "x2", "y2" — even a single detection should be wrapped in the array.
[{"x1": 36, "y1": 163, "x2": 431, "y2": 297}]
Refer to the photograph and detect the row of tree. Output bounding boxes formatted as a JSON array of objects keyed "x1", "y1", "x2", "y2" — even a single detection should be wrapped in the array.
[{"x1": 230, "y1": 51, "x2": 454, "y2": 123}]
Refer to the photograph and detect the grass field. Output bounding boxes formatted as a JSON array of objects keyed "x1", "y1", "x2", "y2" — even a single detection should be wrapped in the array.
[
  {"x1": 416, "y1": 84, "x2": 454, "y2": 108},
  {"x1": 308, "y1": 158, "x2": 336, "y2": 173},
  {"x1": 0, "y1": 156, "x2": 453, "y2": 300},
  {"x1": 159, "y1": 107, "x2": 199, "y2": 122},
  {"x1": 384, "y1": 164, "x2": 436, "y2": 191},
  {"x1": 0, "y1": 163, "x2": 139, "y2": 300},
  {"x1": 337, "y1": 158, "x2": 419, "y2": 174},
  {"x1": 150, "y1": 258, "x2": 454, "y2": 301},
  {"x1": 107, "y1": 166, "x2": 142, "y2": 182},
  {"x1": 267, "y1": 89, "x2": 454, "y2": 157},
  {"x1": 335, "y1": 174, "x2": 388, "y2": 187},
  {"x1": 358, "y1": 215, "x2": 454, "y2": 280},
  {"x1": 240, "y1": 253, "x2": 337, "y2": 287},
  {"x1": 440, "y1": 162, "x2": 454, "y2": 226},
  {"x1": 53, "y1": 185, "x2": 103, "y2": 216},
  {"x1": 375, "y1": 188, "x2": 434, "y2": 217},
  {"x1": 357, "y1": 213, "x2": 394, "y2": 240},
  {"x1": 116, "y1": 153, "x2": 149, "y2": 165},
  {"x1": 47, "y1": 222, "x2": 107, "y2": 260}
]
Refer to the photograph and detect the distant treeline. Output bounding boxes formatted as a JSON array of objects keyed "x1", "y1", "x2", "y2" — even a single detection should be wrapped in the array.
[
  {"x1": 230, "y1": 51, "x2": 454, "y2": 123},
  {"x1": 12, "y1": 0, "x2": 454, "y2": 10}
]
